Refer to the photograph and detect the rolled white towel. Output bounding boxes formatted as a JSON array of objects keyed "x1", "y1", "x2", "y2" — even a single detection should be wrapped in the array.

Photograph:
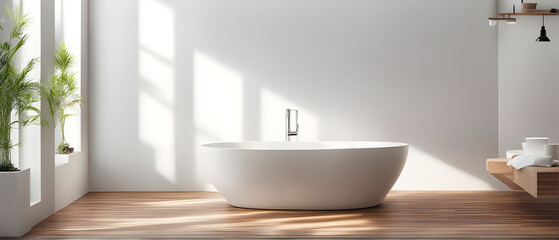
[{"x1": 507, "y1": 154, "x2": 553, "y2": 169}]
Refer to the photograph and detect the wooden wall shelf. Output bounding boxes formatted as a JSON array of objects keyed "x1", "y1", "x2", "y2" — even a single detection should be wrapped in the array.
[
  {"x1": 486, "y1": 158, "x2": 558, "y2": 198},
  {"x1": 498, "y1": 12, "x2": 559, "y2": 16}
]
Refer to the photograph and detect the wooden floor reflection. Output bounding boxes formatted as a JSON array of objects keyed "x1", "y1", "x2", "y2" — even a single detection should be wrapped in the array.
[{"x1": 25, "y1": 191, "x2": 559, "y2": 238}]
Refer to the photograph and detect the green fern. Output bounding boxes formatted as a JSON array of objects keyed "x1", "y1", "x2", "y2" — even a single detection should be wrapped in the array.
[
  {"x1": 40, "y1": 43, "x2": 82, "y2": 153},
  {"x1": 0, "y1": 2, "x2": 39, "y2": 171}
]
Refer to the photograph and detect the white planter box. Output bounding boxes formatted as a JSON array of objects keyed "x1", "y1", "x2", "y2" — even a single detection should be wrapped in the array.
[
  {"x1": 55, "y1": 152, "x2": 88, "y2": 211},
  {"x1": 0, "y1": 168, "x2": 30, "y2": 237}
]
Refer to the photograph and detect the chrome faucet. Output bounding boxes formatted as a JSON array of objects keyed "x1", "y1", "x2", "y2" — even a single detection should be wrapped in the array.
[{"x1": 286, "y1": 109, "x2": 299, "y2": 141}]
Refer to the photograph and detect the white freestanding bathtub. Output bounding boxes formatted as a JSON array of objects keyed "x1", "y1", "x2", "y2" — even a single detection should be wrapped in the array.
[{"x1": 202, "y1": 141, "x2": 408, "y2": 210}]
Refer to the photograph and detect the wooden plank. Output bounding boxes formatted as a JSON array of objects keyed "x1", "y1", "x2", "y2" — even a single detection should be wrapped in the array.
[
  {"x1": 513, "y1": 166, "x2": 559, "y2": 198},
  {"x1": 488, "y1": 17, "x2": 515, "y2": 21},
  {"x1": 23, "y1": 191, "x2": 559, "y2": 239},
  {"x1": 499, "y1": 12, "x2": 559, "y2": 16},
  {"x1": 531, "y1": 167, "x2": 559, "y2": 173},
  {"x1": 514, "y1": 168, "x2": 539, "y2": 197},
  {"x1": 486, "y1": 158, "x2": 513, "y2": 175},
  {"x1": 486, "y1": 158, "x2": 522, "y2": 190},
  {"x1": 491, "y1": 174, "x2": 523, "y2": 190},
  {"x1": 538, "y1": 172, "x2": 559, "y2": 196}
]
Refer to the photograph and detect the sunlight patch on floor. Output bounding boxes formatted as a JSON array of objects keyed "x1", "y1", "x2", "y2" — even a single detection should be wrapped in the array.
[
  {"x1": 135, "y1": 198, "x2": 226, "y2": 206},
  {"x1": 61, "y1": 211, "x2": 264, "y2": 231}
]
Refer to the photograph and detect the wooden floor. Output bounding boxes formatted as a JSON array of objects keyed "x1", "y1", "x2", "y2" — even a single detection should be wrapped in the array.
[{"x1": 25, "y1": 191, "x2": 559, "y2": 239}]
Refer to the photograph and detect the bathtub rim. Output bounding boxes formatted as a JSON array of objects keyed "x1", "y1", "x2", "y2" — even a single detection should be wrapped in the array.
[{"x1": 201, "y1": 141, "x2": 408, "y2": 151}]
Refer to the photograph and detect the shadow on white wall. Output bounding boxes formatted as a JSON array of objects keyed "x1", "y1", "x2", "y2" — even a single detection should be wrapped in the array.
[{"x1": 139, "y1": 0, "x2": 176, "y2": 183}]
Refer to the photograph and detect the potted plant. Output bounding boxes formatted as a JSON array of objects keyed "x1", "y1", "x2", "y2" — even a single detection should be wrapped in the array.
[
  {"x1": 0, "y1": 3, "x2": 38, "y2": 237},
  {"x1": 40, "y1": 43, "x2": 82, "y2": 154},
  {"x1": 0, "y1": 3, "x2": 40, "y2": 171}
]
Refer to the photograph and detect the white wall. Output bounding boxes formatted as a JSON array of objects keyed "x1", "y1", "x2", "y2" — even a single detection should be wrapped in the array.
[
  {"x1": 32, "y1": 0, "x2": 56, "y2": 227},
  {"x1": 498, "y1": 0, "x2": 559, "y2": 156},
  {"x1": 55, "y1": 152, "x2": 88, "y2": 211},
  {"x1": 89, "y1": 0, "x2": 502, "y2": 191}
]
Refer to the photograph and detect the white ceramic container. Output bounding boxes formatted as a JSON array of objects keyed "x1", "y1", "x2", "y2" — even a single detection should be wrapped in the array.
[
  {"x1": 544, "y1": 144, "x2": 559, "y2": 160},
  {"x1": 524, "y1": 137, "x2": 549, "y2": 154}
]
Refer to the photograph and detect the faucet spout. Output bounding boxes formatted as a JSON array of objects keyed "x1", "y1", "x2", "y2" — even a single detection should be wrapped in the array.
[{"x1": 286, "y1": 109, "x2": 299, "y2": 141}]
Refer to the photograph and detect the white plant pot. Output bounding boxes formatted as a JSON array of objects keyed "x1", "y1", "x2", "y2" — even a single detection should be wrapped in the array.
[{"x1": 0, "y1": 168, "x2": 30, "y2": 237}]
